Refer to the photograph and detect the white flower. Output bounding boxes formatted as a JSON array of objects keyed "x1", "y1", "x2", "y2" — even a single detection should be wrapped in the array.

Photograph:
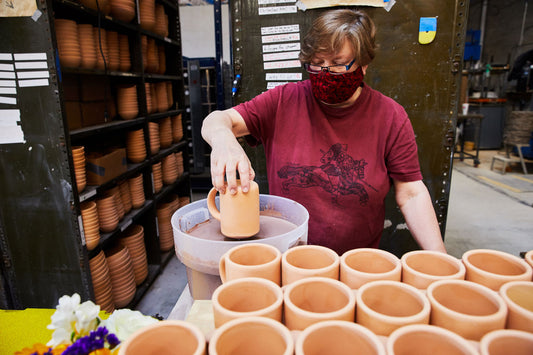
[
  {"x1": 102, "y1": 309, "x2": 158, "y2": 342},
  {"x1": 46, "y1": 293, "x2": 101, "y2": 347}
]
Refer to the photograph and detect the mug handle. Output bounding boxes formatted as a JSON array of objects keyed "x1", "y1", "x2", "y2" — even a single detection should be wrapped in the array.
[
  {"x1": 207, "y1": 187, "x2": 221, "y2": 221},
  {"x1": 219, "y1": 252, "x2": 227, "y2": 283}
]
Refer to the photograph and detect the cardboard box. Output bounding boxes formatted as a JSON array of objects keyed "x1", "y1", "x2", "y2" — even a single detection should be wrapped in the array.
[{"x1": 86, "y1": 148, "x2": 127, "y2": 185}]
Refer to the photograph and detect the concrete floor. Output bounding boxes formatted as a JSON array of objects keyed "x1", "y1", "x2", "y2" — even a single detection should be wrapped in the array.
[{"x1": 135, "y1": 150, "x2": 533, "y2": 319}]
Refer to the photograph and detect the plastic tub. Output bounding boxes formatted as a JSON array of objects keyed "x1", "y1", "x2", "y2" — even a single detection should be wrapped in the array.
[{"x1": 171, "y1": 194, "x2": 309, "y2": 299}]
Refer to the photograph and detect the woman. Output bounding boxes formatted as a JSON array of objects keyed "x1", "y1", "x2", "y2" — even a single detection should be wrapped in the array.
[{"x1": 201, "y1": 9, "x2": 446, "y2": 255}]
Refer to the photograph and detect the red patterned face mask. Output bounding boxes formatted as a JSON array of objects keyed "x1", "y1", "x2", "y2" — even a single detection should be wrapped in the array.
[{"x1": 309, "y1": 66, "x2": 365, "y2": 104}]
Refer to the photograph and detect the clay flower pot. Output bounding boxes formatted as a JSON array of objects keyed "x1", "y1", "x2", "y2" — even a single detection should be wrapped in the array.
[
  {"x1": 427, "y1": 279, "x2": 508, "y2": 340},
  {"x1": 499, "y1": 280, "x2": 533, "y2": 332},
  {"x1": 209, "y1": 316, "x2": 294, "y2": 355},
  {"x1": 219, "y1": 243, "x2": 281, "y2": 284},
  {"x1": 387, "y1": 324, "x2": 479, "y2": 355},
  {"x1": 211, "y1": 277, "x2": 283, "y2": 328},
  {"x1": 295, "y1": 320, "x2": 386, "y2": 355},
  {"x1": 117, "y1": 320, "x2": 206, "y2": 355},
  {"x1": 356, "y1": 280, "x2": 430, "y2": 336},
  {"x1": 479, "y1": 329, "x2": 533, "y2": 355},
  {"x1": 282, "y1": 245, "x2": 339, "y2": 286},
  {"x1": 462, "y1": 249, "x2": 532, "y2": 290},
  {"x1": 401, "y1": 250, "x2": 466, "y2": 289},
  {"x1": 283, "y1": 276, "x2": 356, "y2": 331},
  {"x1": 340, "y1": 248, "x2": 401, "y2": 289}
]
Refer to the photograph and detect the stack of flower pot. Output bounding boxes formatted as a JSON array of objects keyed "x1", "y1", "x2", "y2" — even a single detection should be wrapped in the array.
[
  {"x1": 120, "y1": 224, "x2": 148, "y2": 286},
  {"x1": 105, "y1": 244, "x2": 136, "y2": 308},
  {"x1": 55, "y1": 19, "x2": 81, "y2": 68},
  {"x1": 109, "y1": 0, "x2": 136, "y2": 23},
  {"x1": 116, "y1": 84, "x2": 138, "y2": 120},
  {"x1": 128, "y1": 173, "x2": 145, "y2": 209},
  {"x1": 171, "y1": 114, "x2": 183, "y2": 142},
  {"x1": 80, "y1": 201, "x2": 100, "y2": 251},
  {"x1": 159, "y1": 117, "x2": 173, "y2": 148},
  {"x1": 139, "y1": 0, "x2": 156, "y2": 31},
  {"x1": 148, "y1": 122, "x2": 160, "y2": 155},
  {"x1": 78, "y1": 24, "x2": 97, "y2": 69},
  {"x1": 126, "y1": 128, "x2": 147, "y2": 163},
  {"x1": 96, "y1": 193, "x2": 119, "y2": 233},
  {"x1": 106, "y1": 30, "x2": 120, "y2": 71},
  {"x1": 71, "y1": 146, "x2": 87, "y2": 192},
  {"x1": 152, "y1": 162, "x2": 163, "y2": 194},
  {"x1": 118, "y1": 33, "x2": 131, "y2": 72},
  {"x1": 89, "y1": 250, "x2": 114, "y2": 313},
  {"x1": 118, "y1": 180, "x2": 132, "y2": 214},
  {"x1": 161, "y1": 153, "x2": 178, "y2": 185}
]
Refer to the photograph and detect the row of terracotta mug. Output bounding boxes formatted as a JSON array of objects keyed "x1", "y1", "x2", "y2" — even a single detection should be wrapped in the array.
[
  {"x1": 116, "y1": 316, "x2": 533, "y2": 355},
  {"x1": 219, "y1": 244, "x2": 533, "y2": 291},
  {"x1": 212, "y1": 274, "x2": 533, "y2": 340}
]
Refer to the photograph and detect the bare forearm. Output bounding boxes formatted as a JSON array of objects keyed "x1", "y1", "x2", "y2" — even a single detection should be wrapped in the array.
[{"x1": 395, "y1": 180, "x2": 447, "y2": 253}]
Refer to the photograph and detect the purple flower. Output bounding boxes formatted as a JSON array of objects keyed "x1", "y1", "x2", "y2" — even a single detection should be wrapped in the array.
[{"x1": 62, "y1": 327, "x2": 120, "y2": 355}]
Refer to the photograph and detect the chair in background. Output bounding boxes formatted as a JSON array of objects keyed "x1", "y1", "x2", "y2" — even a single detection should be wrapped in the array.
[{"x1": 491, "y1": 111, "x2": 533, "y2": 174}]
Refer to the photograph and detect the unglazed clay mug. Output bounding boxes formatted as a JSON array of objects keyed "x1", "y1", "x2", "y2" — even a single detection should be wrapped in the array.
[
  {"x1": 401, "y1": 250, "x2": 466, "y2": 289},
  {"x1": 117, "y1": 320, "x2": 206, "y2": 355},
  {"x1": 426, "y1": 279, "x2": 508, "y2": 341},
  {"x1": 295, "y1": 320, "x2": 386, "y2": 355},
  {"x1": 207, "y1": 180, "x2": 260, "y2": 238},
  {"x1": 283, "y1": 276, "x2": 356, "y2": 331},
  {"x1": 499, "y1": 281, "x2": 533, "y2": 333},
  {"x1": 219, "y1": 243, "x2": 281, "y2": 284},
  {"x1": 209, "y1": 316, "x2": 294, "y2": 355},
  {"x1": 387, "y1": 324, "x2": 479, "y2": 355},
  {"x1": 340, "y1": 248, "x2": 401, "y2": 289},
  {"x1": 211, "y1": 277, "x2": 283, "y2": 328},
  {"x1": 462, "y1": 249, "x2": 533, "y2": 291},
  {"x1": 355, "y1": 280, "x2": 431, "y2": 336},
  {"x1": 479, "y1": 329, "x2": 533, "y2": 355},
  {"x1": 281, "y1": 245, "x2": 340, "y2": 286}
]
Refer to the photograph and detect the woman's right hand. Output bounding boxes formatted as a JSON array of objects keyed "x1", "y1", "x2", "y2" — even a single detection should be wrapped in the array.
[
  {"x1": 201, "y1": 108, "x2": 255, "y2": 194},
  {"x1": 210, "y1": 136, "x2": 255, "y2": 194}
]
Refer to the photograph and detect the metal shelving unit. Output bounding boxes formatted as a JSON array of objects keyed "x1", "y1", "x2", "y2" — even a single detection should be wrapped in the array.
[{"x1": 0, "y1": 0, "x2": 189, "y2": 309}]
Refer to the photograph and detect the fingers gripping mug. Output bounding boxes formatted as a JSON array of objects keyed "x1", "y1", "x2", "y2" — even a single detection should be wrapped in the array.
[{"x1": 207, "y1": 180, "x2": 260, "y2": 238}]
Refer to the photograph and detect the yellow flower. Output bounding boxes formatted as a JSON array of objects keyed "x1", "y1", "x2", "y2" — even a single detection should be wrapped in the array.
[{"x1": 14, "y1": 343, "x2": 68, "y2": 355}]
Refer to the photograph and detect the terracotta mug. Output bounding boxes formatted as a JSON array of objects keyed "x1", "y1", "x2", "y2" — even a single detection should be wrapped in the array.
[
  {"x1": 340, "y1": 248, "x2": 401, "y2": 289},
  {"x1": 401, "y1": 250, "x2": 466, "y2": 289},
  {"x1": 282, "y1": 245, "x2": 340, "y2": 286},
  {"x1": 208, "y1": 316, "x2": 294, "y2": 355},
  {"x1": 426, "y1": 279, "x2": 508, "y2": 341},
  {"x1": 355, "y1": 280, "x2": 431, "y2": 336},
  {"x1": 499, "y1": 281, "x2": 533, "y2": 333},
  {"x1": 207, "y1": 180, "x2": 260, "y2": 238},
  {"x1": 211, "y1": 277, "x2": 283, "y2": 328},
  {"x1": 117, "y1": 320, "x2": 206, "y2": 355},
  {"x1": 462, "y1": 249, "x2": 532, "y2": 291},
  {"x1": 295, "y1": 320, "x2": 386, "y2": 355},
  {"x1": 387, "y1": 324, "x2": 479, "y2": 355},
  {"x1": 219, "y1": 243, "x2": 281, "y2": 284},
  {"x1": 479, "y1": 329, "x2": 533, "y2": 355},
  {"x1": 283, "y1": 276, "x2": 356, "y2": 331}
]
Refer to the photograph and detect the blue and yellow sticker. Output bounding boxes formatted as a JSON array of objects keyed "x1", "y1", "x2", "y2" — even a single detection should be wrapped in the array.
[{"x1": 419, "y1": 17, "x2": 437, "y2": 44}]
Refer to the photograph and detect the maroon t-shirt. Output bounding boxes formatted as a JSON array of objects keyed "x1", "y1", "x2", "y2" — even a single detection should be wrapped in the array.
[{"x1": 234, "y1": 81, "x2": 422, "y2": 255}]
